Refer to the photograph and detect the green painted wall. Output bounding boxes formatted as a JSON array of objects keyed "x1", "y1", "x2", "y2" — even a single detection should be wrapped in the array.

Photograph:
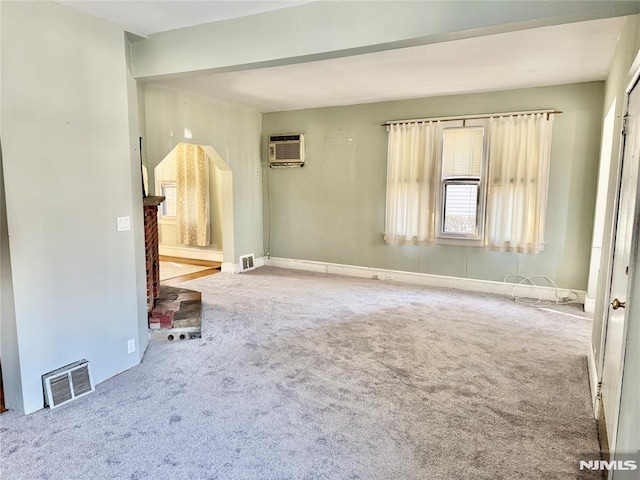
[
  {"x1": 263, "y1": 82, "x2": 604, "y2": 290},
  {"x1": 144, "y1": 87, "x2": 263, "y2": 264},
  {"x1": 1, "y1": 1, "x2": 146, "y2": 413}
]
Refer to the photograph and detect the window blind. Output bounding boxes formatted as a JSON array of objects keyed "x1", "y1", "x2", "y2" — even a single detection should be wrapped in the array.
[{"x1": 442, "y1": 127, "x2": 484, "y2": 177}]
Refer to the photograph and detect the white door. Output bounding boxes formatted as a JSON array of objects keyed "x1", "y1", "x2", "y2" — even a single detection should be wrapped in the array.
[{"x1": 601, "y1": 77, "x2": 640, "y2": 452}]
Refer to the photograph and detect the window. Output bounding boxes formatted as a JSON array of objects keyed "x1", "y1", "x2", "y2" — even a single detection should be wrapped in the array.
[
  {"x1": 443, "y1": 183, "x2": 478, "y2": 234},
  {"x1": 384, "y1": 112, "x2": 554, "y2": 253},
  {"x1": 159, "y1": 182, "x2": 177, "y2": 218},
  {"x1": 437, "y1": 126, "x2": 486, "y2": 245}
]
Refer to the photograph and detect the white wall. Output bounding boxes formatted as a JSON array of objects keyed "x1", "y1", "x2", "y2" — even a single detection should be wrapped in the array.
[
  {"x1": 583, "y1": 13, "x2": 640, "y2": 472},
  {"x1": 585, "y1": 100, "x2": 616, "y2": 312},
  {"x1": 609, "y1": 21, "x2": 640, "y2": 479},
  {"x1": 0, "y1": 140, "x2": 23, "y2": 411},
  {"x1": 0, "y1": 0, "x2": 23, "y2": 411},
  {"x1": 1, "y1": 1, "x2": 146, "y2": 413},
  {"x1": 125, "y1": 35, "x2": 151, "y2": 361},
  {"x1": 144, "y1": 87, "x2": 263, "y2": 265},
  {"x1": 616, "y1": 201, "x2": 640, "y2": 476},
  {"x1": 592, "y1": 15, "x2": 640, "y2": 378}
]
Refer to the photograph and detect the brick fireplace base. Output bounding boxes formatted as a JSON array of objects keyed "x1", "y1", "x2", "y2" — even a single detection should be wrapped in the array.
[
  {"x1": 149, "y1": 285, "x2": 202, "y2": 342},
  {"x1": 143, "y1": 196, "x2": 164, "y2": 313},
  {"x1": 143, "y1": 195, "x2": 202, "y2": 342}
]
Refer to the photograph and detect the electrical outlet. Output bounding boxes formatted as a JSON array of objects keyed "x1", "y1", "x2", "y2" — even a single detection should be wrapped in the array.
[
  {"x1": 117, "y1": 216, "x2": 131, "y2": 232},
  {"x1": 385, "y1": 275, "x2": 393, "y2": 281},
  {"x1": 372, "y1": 274, "x2": 379, "y2": 280},
  {"x1": 127, "y1": 339, "x2": 135, "y2": 354}
]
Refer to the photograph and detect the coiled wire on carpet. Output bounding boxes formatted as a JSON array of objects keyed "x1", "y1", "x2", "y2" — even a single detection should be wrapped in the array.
[{"x1": 503, "y1": 274, "x2": 581, "y2": 307}]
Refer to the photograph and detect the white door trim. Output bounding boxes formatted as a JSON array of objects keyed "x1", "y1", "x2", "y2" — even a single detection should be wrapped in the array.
[{"x1": 598, "y1": 54, "x2": 640, "y2": 461}]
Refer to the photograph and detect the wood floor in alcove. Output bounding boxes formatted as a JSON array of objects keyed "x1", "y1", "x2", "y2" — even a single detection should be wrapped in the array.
[{"x1": 159, "y1": 256, "x2": 221, "y2": 286}]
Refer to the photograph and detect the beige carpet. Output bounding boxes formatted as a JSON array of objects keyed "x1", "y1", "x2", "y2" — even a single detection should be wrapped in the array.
[
  {"x1": 159, "y1": 261, "x2": 210, "y2": 281},
  {"x1": 0, "y1": 267, "x2": 600, "y2": 479}
]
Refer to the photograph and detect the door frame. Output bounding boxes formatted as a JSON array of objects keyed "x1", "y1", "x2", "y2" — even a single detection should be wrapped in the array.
[
  {"x1": 596, "y1": 53, "x2": 640, "y2": 457},
  {"x1": 0, "y1": 359, "x2": 5, "y2": 413}
]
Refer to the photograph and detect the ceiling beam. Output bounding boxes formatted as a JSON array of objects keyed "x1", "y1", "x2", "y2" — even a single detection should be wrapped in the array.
[{"x1": 131, "y1": 0, "x2": 640, "y2": 82}]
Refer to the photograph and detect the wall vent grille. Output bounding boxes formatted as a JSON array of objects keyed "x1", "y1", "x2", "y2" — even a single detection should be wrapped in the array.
[
  {"x1": 239, "y1": 253, "x2": 256, "y2": 273},
  {"x1": 43, "y1": 359, "x2": 94, "y2": 409}
]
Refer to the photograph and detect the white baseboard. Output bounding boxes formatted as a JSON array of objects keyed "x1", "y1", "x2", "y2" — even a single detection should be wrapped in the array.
[
  {"x1": 588, "y1": 343, "x2": 600, "y2": 419},
  {"x1": 263, "y1": 256, "x2": 587, "y2": 304},
  {"x1": 159, "y1": 245, "x2": 223, "y2": 262},
  {"x1": 584, "y1": 298, "x2": 596, "y2": 315},
  {"x1": 222, "y1": 256, "x2": 265, "y2": 274},
  {"x1": 221, "y1": 262, "x2": 239, "y2": 273}
]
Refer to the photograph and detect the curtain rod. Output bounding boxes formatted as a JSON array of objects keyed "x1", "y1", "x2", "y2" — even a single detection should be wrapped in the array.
[{"x1": 381, "y1": 109, "x2": 562, "y2": 127}]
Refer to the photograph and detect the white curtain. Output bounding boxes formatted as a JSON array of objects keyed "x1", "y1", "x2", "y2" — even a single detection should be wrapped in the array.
[
  {"x1": 384, "y1": 121, "x2": 442, "y2": 245},
  {"x1": 485, "y1": 113, "x2": 554, "y2": 253},
  {"x1": 176, "y1": 143, "x2": 210, "y2": 247}
]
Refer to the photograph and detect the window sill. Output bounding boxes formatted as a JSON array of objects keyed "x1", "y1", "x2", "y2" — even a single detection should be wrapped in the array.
[{"x1": 436, "y1": 236, "x2": 484, "y2": 247}]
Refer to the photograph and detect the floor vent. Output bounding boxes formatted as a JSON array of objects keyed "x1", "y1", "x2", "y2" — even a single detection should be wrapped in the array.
[
  {"x1": 239, "y1": 253, "x2": 256, "y2": 272},
  {"x1": 43, "y1": 359, "x2": 94, "y2": 409}
]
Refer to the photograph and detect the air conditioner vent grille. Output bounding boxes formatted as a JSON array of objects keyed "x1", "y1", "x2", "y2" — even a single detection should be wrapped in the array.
[{"x1": 275, "y1": 143, "x2": 301, "y2": 160}]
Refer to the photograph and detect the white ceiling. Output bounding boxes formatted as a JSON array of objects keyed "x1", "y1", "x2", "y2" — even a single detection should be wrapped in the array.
[
  {"x1": 148, "y1": 16, "x2": 626, "y2": 113},
  {"x1": 57, "y1": 0, "x2": 312, "y2": 35},
  {"x1": 56, "y1": 1, "x2": 626, "y2": 113}
]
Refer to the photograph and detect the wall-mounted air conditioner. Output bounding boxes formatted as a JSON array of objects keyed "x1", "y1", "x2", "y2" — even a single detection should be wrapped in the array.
[
  {"x1": 268, "y1": 134, "x2": 305, "y2": 167},
  {"x1": 42, "y1": 359, "x2": 94, "y2": 409}
]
